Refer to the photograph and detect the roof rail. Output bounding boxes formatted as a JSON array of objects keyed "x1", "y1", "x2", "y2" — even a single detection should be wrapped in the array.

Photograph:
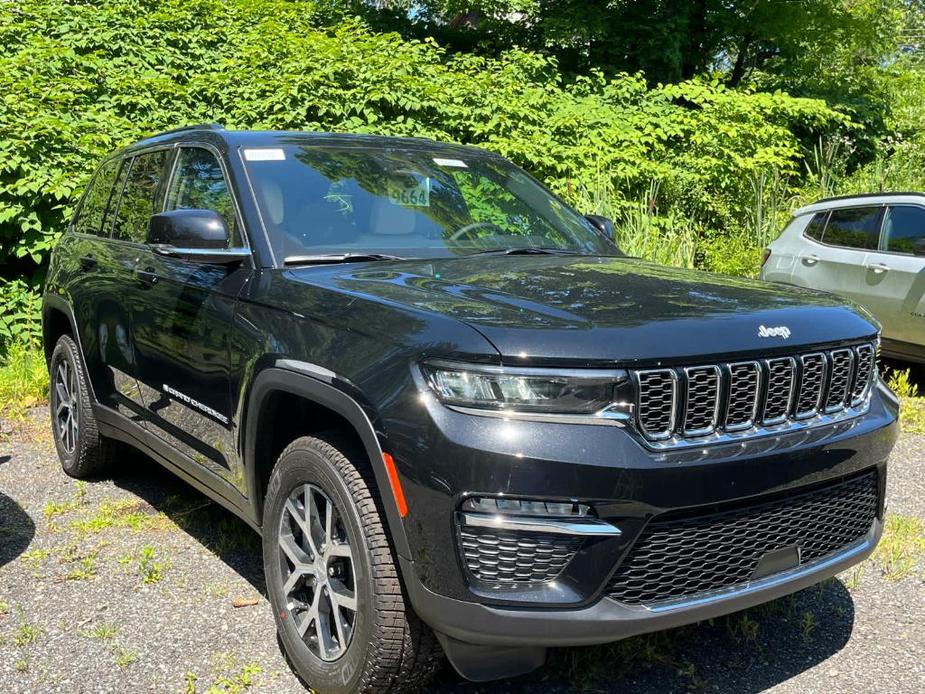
[
  {"x1": 157, "y1": 122, "x2": 224, "y2": 136},
  {"x1": 813, "y1": 191, "x2": 924, "y2": 204}
]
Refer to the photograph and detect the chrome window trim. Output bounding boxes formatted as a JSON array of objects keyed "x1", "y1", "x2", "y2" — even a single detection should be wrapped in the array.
[
  {"x1": 724, "y1": 361, "x2": 761, "y2": 432},
  {"x1": 681, "y1": 365, "x2": 722, "y2": 436}
]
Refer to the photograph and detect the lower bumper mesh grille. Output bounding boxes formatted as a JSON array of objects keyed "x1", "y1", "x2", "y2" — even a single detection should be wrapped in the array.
[
  {"x1": 459, "y1": 527, "x2": 582, "y2": 583},
  {"x1": 607, "y1": 472, "x2": 878, "y2": 605}
]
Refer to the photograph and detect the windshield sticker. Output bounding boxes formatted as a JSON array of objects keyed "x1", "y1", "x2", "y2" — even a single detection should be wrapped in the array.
[
  {"x1": 388, "y1": 178, "x2": 431, "y2": 207},
  {"x1": 243, "y1": 148, "x2": 286, "y2": 161},
  {"x1": 433, "y1": 157, "x2": 468, "y2": 168}
]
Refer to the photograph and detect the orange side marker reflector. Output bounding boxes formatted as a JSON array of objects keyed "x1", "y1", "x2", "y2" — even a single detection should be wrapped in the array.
[{"x1": 382, "y1": 452, "x2": 408, "y2": 518}]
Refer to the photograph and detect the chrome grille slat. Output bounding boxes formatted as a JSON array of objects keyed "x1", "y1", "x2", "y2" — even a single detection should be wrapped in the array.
[
  {"x1": 795, "y1": 353, "x2": 826, "y2": 419},
  {"x1": 636, "y1": 370, "x2": 677, "y2": 440},
  {"x1": 725, "y1": 362, "x2": 760, "y2": 431},
  {"x1": 825, "y1": 349, "x2": 854, "y2": 413},
  {"x1": 763, "y1": 357, "x2": 796, "y2": 425},
  {"x1": 852, "y1": 344, "x2": 875, "y2": 405},
  {"x1": 634, "y1": 342, "x2": 877, "y2": 447},
  {"x1": 682, "y1": 366, "x2": 721, "y2": 435}
]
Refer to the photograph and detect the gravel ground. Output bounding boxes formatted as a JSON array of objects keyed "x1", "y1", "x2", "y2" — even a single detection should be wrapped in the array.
[{"x1": 0, "y1": 407, "x2": 922, "y2": 693}]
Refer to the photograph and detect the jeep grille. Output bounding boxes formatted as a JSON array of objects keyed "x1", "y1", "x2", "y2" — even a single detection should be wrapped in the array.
[{"x1": 634, "y1": 342, "x2": 876, "y2": 447}]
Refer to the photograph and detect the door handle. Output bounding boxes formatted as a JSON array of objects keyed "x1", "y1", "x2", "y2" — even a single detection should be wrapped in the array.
[
  {"x1": 803, "y1": 254, "x2": 820, "y2": 266},
  {"x1": 866, "y1": 262, "x2": 890, "y2": 275},
  {"x1": 79, "y1": 254, "x2": 98, "y2": 270},
  {"x1": 135, "y1": 266, "x2": 158, "y2": 285}
]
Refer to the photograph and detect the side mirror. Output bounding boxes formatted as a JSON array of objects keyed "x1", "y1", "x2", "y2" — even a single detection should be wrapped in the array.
[
  {"x1": 585, "y1": 214, "x2": 616, "y2": 241},
  {"x1": 148, "y1": 209, "x2": 249, "y2": 264}
]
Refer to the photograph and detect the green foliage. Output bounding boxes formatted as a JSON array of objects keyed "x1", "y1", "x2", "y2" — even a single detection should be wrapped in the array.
[
  {"x1": 0, "y1": 0, "x2": 842, "y2": 283},
  {"x1": 0, "y1": 341, "x2": 48, "y2": 418},
  {"x1": 0, "y1": 279, "x2": 42, "y2": 350}
]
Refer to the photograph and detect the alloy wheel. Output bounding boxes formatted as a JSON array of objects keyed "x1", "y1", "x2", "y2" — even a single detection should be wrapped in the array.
[
  {"x1": 278, "y1": 483, "x2": 358, "y2": 661},
  {"x1": 53, "y1": 359, "x2": 78, "y2": 455}
]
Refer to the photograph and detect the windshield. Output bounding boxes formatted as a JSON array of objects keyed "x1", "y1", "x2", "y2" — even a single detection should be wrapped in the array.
[{"x1": 240, "y1": 145, "x2": 618, "y2": 262}]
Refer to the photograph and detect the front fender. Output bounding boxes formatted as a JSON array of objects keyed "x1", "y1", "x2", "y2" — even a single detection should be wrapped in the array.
[{"x1": 242, "y1": 364, "x2": 412, "y2": 559}]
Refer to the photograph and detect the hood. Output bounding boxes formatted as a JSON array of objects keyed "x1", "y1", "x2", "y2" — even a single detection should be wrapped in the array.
[{"x1": 291, "y1": 255, "x2": 878, "y2": 365}]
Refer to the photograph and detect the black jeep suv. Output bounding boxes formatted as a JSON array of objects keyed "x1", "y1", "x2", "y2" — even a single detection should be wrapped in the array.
[{"x1": 43, "y1": 125, "x2": 898, "y2": 692}]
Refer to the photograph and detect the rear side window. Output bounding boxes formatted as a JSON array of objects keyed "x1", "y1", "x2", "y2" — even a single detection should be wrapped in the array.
[
  {"x1": 112, "y1": 150, "x2": 170, "y2": 243},
  {"x1": 803, "y1": 212, "x2": 828, "y2": 242},
  {"x1": 820, "y1": 207, "x2": 883, "y2": 250},
  {"x1": 882, "y1": 205, "x2": 925, "y2": 254},
  {"x1": 75, "y1": 160, "x2": 121, "y2": 236},
  {"x1": 165, "y1": 147, "x2": 237, "y2": 237}
]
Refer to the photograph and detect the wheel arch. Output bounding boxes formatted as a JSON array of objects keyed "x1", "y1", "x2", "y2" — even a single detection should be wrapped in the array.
[
  {"x1": 242, "y1": 365, "x2": 412, "y2": 558},
  {"x1": 42, "y1": 295, "x2": 78, "y2": 365}
]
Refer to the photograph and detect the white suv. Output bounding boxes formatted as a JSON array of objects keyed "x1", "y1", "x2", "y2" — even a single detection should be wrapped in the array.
[{"x1": 761, "y1": 193, "x2": 925, "y2": 363}]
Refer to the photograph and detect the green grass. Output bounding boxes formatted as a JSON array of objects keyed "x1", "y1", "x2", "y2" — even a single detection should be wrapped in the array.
[
  {"x1": 873, "y1": 515, "x2": 925, "y2": 581},
  {"x1": 0, "y1": 342, "x2": 48, "y2": 418},
  {"x1": 137, "y1": 545, "x2": 168, "y2": 584},
  {"x1": 13, "y1": 608, "x2": 42, "y2": 647},
  {"x1": 81, "y1": 622, "x2": 119, "y2": 640}
]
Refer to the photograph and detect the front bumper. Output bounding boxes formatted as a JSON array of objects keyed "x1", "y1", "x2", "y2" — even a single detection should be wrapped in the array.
[
  {"x1": 403, "y1": 518, "x2": 881, "y2": 649},
  {"x1": 380, "y1": 381, "x2": 898, "y2": 677}
]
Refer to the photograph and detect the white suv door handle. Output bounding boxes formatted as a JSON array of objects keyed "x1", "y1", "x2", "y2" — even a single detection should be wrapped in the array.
[
  {"x1": 803, "y1": 254, "x2": 820, "y2": 266},
  {"x1": 866, "y1": 262, "x2": 890, "y2": 274}
]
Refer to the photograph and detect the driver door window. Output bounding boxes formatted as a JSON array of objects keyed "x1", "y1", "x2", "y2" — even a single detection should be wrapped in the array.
[{"x1": 165, "y1": 147, "x2": 239, "y2": 244}]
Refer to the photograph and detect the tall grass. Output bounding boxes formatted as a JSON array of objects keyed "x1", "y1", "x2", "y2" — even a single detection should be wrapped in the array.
[
  {"x1": 575, "y1": 178, "x2": 699, "y2": 269},
  {"x1": 0, "y1": 341, "x2": 48, "y2": 419}
]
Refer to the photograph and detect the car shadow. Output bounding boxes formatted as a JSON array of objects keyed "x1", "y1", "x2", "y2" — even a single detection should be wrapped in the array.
[
  {"x1": 0, "y1": 490, "x2": 36, "y2": 569},
  {"x1": 427, "y1": 578, "x2": 857, "y2": 693},
  {"x1": 107, "y1": 450, "x2": 266, "y2": 596}
]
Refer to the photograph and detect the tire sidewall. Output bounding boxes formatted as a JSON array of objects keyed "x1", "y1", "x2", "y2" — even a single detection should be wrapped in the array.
[
  {"x1": 263, "y1": 442, "x2": 376, "y2": 693},
  {"x1": 49, "y1": 338, "x2": 84, "y2": 472}
]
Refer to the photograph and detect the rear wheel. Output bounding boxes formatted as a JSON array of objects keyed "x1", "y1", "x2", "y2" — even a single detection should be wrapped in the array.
[
  {"x1": 263, "y1": 435, "x2": 441, "y2": 693},
  {"x1": 49, "y1": 334, "x2": 120, "y2": 478}
]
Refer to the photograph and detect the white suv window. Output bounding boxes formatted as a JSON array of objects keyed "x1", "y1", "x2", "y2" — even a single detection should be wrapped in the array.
[
  {"x1": 882, "y1": 205, "x2": 925, "y2": 255},
  {"x1": 818, "y1": 207, "x2": 882, "y2": 250}
]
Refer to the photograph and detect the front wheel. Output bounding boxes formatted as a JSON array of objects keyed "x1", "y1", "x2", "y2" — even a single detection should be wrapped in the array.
[
  {"x1": 49, "y1": 334, "x2": 120, "y2": 478},
  {"x1": 262, "y1": 435, "x2": 441, "y2": 693}
]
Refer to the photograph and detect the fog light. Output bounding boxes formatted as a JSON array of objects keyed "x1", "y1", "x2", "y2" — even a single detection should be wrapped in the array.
[{"x1": 461, "y1": 496, "x2": 591, "y2": 517}]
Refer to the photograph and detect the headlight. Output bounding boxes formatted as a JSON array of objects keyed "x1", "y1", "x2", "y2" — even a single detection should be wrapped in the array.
[{"x1": 421, "y1": 360, "x2": 626, "y2": 414}]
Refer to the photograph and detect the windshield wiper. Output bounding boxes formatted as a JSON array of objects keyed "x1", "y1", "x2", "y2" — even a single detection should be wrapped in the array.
[
  {"x1": 465, "y1": 247, "x2": 584, "y2": 257},
  {"x1": 283, "y1": 253, "x2": 407, "y2": 266}
]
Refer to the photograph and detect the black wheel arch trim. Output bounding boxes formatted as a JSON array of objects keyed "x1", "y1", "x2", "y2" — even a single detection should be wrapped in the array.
[
  {"x1": 42, "y1": 294, "x2": 97, "y2": 400},
  {"x1": 242, "y1": 364, "x2": 413, "y2": 559}
]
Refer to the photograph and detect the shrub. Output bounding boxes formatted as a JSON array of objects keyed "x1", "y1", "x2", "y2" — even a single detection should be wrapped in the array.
[{"x1": 0, "y1": 0, "x2": 843, "y2": 280}]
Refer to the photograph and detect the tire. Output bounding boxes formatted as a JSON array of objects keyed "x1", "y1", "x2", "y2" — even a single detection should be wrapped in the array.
[
  {"x1": 263, "y1": 434, "x2": 442, "y2": 693},
  {"x1": 49, "y1": 334, "x2": 119, "y2": 478}
]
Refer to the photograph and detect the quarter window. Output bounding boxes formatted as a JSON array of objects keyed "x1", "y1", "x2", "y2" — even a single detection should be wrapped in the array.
[
  {"x1": 820, "y1": 207, "x2": 883, "y2": 250},
  {"x1": 165, "y1": 148, "x2": 237, "y2": 240},
  {"x1": 882, "y1": 205, "x2": 925, "y2": 254},
  {"x1": 112, "y1": 150, "x2": 169, "y2": 243},
  {"x1": 75, "y1": 159, "x2": 121, "y2": 236},
  {"x1": 803, "y1": 212, "x2": 828, "y2": 242}
]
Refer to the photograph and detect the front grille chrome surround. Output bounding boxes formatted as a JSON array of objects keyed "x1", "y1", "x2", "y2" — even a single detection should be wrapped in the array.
[
  {"x1": 634, "y1": 342, "x2": 877, "y2": 449},
  {"x1": 795, "y1": 353, "x2": 826, "y2": 419},
  {"x1": 682, "y1": 366, "x2": 722, "y2": 435},
  {"x1": 825, "y1": 349, "x2": 855, "y2": 413},
  {"x1": 635, "y1": 369, "x2": 678, "y2": 440},
  {"x1": 852, "y1": 344, "x2": 875, "y2": 406},
  {"x1": 762, "y1": 357, "x2": 797, "y2": 425}
]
